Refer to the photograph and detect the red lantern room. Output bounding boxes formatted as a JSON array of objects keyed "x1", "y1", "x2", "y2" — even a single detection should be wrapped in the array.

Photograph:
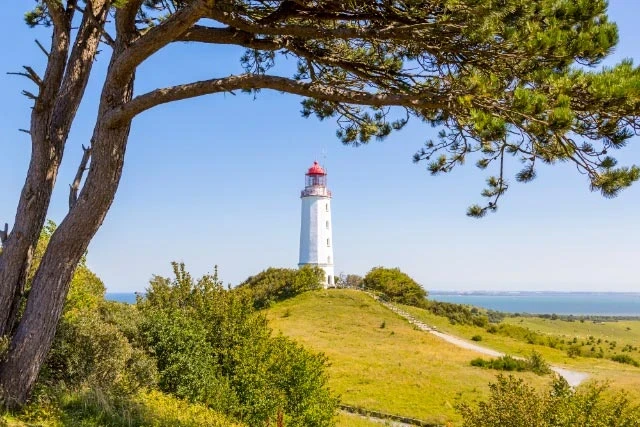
[
  {"x1": 306, "y1": 161, "x2": 327, "y2": 187},
  {"x1": 301, "y1": 161, "x2": 331, "y2": 198}
]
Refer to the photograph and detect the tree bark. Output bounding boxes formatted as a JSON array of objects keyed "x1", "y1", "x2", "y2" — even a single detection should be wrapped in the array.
[{"x1": 0, "y1": 33, "x2": 135, "y2": 407}]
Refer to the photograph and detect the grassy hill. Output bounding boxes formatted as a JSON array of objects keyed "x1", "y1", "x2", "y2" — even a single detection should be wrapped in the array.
[{"x1": 267, "y1": 290, "x2": 552, "y2": 425}]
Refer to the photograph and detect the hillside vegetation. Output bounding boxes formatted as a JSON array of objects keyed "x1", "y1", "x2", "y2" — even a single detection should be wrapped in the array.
[
  {"x1": 267, "y1": 290, "x2": 552, "y2": 425},
  {"x1": 1, "y1": 224, "x2": 337, "y2": 426},
  {"x1": 402, "y1": 304, "x2": 640, "y2": 403}
]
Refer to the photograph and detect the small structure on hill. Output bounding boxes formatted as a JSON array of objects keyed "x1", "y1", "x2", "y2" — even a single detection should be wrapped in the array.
[{"x1": 299, "y1": 161, "x2": 334, "y2": 288}]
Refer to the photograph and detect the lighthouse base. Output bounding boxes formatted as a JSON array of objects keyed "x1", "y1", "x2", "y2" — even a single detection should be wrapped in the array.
[{"x1": 298, "y1": 263, "x2": 335, "y2": 289}]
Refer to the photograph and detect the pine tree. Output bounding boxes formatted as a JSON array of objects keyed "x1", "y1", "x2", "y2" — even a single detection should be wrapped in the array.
[{"x1": 2, "y1": 0, "x2": 640, "y2": 406}]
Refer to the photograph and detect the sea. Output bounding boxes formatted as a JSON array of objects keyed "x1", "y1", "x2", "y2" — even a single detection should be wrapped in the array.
[
  {"x1": 105, "y1": 291, "x2": 640, "y2": 316},
  {"x1": 429, "y1": 292, "x2": 640, "y2": 316}
]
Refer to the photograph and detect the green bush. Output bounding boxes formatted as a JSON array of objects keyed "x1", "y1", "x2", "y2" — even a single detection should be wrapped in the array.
[
  {"x1": 427, "y1": 300, "x2": 489, "y2": 326},
  {"x1": 610, "y1": 354, "x2": 640, "y2": 367},
  {"x1": 567, "y1": 345, "x2": 582, "y2": 358},
  {"x1": 459, "y1": 375, "x2": 640, "y2": 427},
  {"x1": 527, "y1": 351, "x2": 551, "y2": 375},
  {"x1": 138, "y1": 262, "x2": 337, "y2": 427},
  {"x1": 470, "y1": 352, "x2": 550, "y2": 376},
  {"x1": 44, "y1": 267, "x2": 156, "y2": 396},
  {"x1": 362, "y1": 267, "x2": 427, "y2": 307},
  {"x1": 237, "y1": 265, "x2": 324, "y2": 309},
  {"x1": 471, "y1": 335, "x2": 483, "y2": 342}
]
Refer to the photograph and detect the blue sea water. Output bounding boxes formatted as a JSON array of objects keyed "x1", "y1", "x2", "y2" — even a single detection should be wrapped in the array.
[
  {"x1": 429, "y1": 293, "x2": 640, "y2": 316},
  {"x1": 106, "y1": 292, "x2": 139, "y2": 304},
  {"x1": 106, "y1": 291, "x2": 640, "y2": 316}
]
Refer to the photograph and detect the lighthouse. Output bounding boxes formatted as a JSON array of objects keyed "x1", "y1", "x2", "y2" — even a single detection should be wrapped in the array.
[{"x1": 299, "y1": 161, "x2": 334, "y2": 288}]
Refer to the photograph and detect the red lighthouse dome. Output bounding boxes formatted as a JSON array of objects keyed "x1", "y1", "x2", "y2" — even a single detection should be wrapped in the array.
[{"x1": 307, "y1": 161, "x2": 326, "y2": 176}]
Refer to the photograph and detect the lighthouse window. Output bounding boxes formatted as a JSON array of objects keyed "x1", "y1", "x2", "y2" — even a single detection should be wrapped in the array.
[
  {"x1": 327, "y1": 238, "x2": 330, "y2": 247},
  {"x1": 326, "y1": 220, "x2": 330, "y2": 229},
  {"x1": 327, "y1": 256, "x2": 331, "y2": 264},
  {"x1": 325, "y1": 203, "x2": 329, "y2": 212}
]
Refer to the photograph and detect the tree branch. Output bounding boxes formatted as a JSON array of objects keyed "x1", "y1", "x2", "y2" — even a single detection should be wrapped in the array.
[
  {"x1": 106, "y1": 73, "x2": 440, "y2": 126},
  {"x1": 115, "y1": 0, "x2": 145, "y2": 35},
  {"x1": 50, "y1": 0, "x2": 110, "y2": 139},
  {"x1": 35, "y1": 39, "x2": 50, "y2": 58},
  {"x1": 0, "y1": 223, "x2": 8, "y2": 245},
  {"x1": 7, "y1": 66, "x2": 44, "y2": 87},
  {"x1": 111, "y1": 0, "x2": 208, "y2": 84},
  {"x1": 206, "y1": 7, "x2": 438, "y2": 42},
  {"x1": 22, "y1": 90, "x2": 39, "y2": 101},
  {"x1": 177, "y1": 25, "x2": 283, "y2": 51},
  {"x1": 69, "y1": 144, "x2": 92, "y2": 210}
]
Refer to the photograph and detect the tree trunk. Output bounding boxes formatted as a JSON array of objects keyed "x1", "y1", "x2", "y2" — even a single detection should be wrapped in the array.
[
  {"x1": 0, "y1": 44, "x2": 135, "y2": 405},
  {"x1": 0, "y1": 1, "x2": 109, "y2": 337},
  {"x1": 0, "y1": 25, "x2": 70, "y2": 337}
]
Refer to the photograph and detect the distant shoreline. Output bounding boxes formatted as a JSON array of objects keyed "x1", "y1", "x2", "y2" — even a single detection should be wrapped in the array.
[{"x1": 430, "y1": 291, "x2": 640, "y2": 296}]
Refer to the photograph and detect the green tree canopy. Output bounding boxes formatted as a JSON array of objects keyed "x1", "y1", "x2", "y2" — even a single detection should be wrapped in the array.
[
  {"x1": 363, "y1": 266, "x2": 427, "y2": 306},
  {"x1": 237, "y1": 266, "x2": 324, "y2": 309}
]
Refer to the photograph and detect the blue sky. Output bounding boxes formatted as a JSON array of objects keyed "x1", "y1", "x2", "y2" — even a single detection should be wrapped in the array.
[{"x1": 1, "y1": 1, "x2": 639, "y2": 292}]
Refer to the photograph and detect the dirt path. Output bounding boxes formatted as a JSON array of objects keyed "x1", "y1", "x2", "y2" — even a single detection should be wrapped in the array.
[{"x1": 371, "y1": 294, "x2": 589, "y2": 387}]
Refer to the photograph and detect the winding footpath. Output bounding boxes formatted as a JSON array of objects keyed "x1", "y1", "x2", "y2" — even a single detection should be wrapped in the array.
[{"x1": 370, "y1": 294, "x2": 589, "y2": 387}]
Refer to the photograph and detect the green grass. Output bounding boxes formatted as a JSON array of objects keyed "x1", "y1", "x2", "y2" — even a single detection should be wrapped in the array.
[
  {"x1": 0, "y1": 389, "x2": 244, "y2": 427},
  {"x1": 503, "y1": 316, "x2": 640, "y2": 356},
  {"x1": 402, "y1": 304, "x2": 640, "y2": 403},
  {"x1": 267, "y1": 290, "x2": 551, "y2": 425}
]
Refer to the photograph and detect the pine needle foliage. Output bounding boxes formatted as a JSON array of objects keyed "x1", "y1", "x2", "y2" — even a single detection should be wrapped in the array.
[{"x1": 22, "y1": 0, "x2": 640, "y2": 215}]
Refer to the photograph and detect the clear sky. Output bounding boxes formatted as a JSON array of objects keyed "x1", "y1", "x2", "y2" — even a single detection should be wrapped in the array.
[{"x1": 1, "y1": 1, "x2": 639, "y2": 292}]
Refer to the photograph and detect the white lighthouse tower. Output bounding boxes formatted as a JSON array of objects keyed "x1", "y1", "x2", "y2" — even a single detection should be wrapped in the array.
[{"x1": 299, "y1": 161, "x2": 334, "y2": 288}]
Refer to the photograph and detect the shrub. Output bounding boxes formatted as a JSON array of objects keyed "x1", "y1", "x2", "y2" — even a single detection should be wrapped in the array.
[
  {"x1": 427, "y1": 300, "x2": 489, "y2": 326},
  {"x1": 238, "y1": 265, "x2": 324, "y2": 309},
  {"x1": 610, "y1": 354, "x2": 640, "y2": 367},
  {"x1": 470, "y1": 358, "x2": 489, "y2": 368},
  {"x1": 362, "y1": 267, "x2": 427, "y2": 307},
  {"x1": 138, "y1": 263, "x2": 337, "y2": 427},
  {"x1": 459, "y1": 375, "x2": 640, "y2": 427},
  {"x1": 471, "y1": 335, "x2": 483, "y2": 342},
  {"x1": 527, "y1": 351, "x2": 551, "y2": 375},
  {"x1": 470, "y1": 355, "x2": 527, "y2": 372},
  {"x1": 44, "y1": 265, "x2": 156, "y2": 395},
  {"x1": 567, "y1": 345, "x2": 582, "y2": 358},
  {"x1": 469, "y1": 352, "x2": 550, "y2": 376},
  {"x1": 487, "y1": 310, "x2": 506, "y2": 324}
]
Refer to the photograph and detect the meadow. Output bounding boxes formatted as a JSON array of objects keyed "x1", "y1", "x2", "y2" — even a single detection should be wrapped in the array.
[
  {"x1": 402, "y1": 304, "x2": 640, "y2": 402},
  {"x1": 267, "y1": 290, "x2": 552, "y2": 425}
]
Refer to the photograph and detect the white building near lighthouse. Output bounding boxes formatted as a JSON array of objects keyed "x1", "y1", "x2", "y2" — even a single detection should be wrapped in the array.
[{"x1": 299, "y1": 161, "x2": 334, "y2": 288}]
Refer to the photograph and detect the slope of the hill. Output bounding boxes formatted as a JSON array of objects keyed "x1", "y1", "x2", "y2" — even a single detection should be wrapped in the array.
[
  {"x1": 402, "y1": 304, "x2": 640, "y2": 402},
  {"x1": 267, "y1": 290, "x2": 552, "y2": 425}
]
